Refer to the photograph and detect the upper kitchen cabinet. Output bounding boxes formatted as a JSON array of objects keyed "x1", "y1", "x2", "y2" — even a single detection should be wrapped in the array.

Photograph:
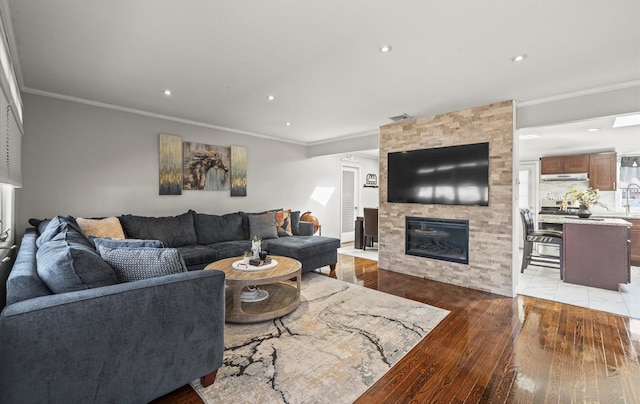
[
  {"x1": 589, "y1": 152, "x2": 617, "y2": 191},
  {"x1": 540, "y1": 154, "x2": 590, "y2": 174}
]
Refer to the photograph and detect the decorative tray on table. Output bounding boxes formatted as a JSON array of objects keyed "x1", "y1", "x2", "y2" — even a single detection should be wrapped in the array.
[{"x1": 231, "y1": 258, "x2": 278, "y2": 271}]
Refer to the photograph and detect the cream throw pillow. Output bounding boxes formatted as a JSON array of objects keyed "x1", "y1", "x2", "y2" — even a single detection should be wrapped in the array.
[{"x1": 77, "y1": 217, "x2": 126, "y2": 239}]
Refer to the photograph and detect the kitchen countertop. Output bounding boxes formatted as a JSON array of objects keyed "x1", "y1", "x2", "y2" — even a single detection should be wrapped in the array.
[
  {"x1": 540, "y1": 216, "x2": 632, "y2": 227},
  {"x1": 591, "y1": 212, "x2": 640, "y2": 220}
]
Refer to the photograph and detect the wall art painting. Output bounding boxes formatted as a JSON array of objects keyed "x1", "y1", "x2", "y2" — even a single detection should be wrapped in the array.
[
  {"x1": 158, "y1": 133, "x2": 183, "y2": 195},
  {"x1": 230, "y1": 145, "x2": 247, "y2": 197},
  {"x1": 183, "y1": 142, "x2": 231, "y2": 191}
]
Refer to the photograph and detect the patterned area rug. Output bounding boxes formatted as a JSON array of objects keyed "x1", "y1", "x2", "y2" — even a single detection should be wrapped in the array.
[{"x1": 192, "y1": 272, "x2": 448, "y2": 403}]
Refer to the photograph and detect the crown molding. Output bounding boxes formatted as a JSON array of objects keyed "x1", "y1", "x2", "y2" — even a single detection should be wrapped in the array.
[
  {"x1": 517, "y1": 80, "x2": 640, "y2": 107},
  {"x1": 22, "y1": 87, "x2": 310, "y2": 146},
  {"x1": 307, "y1": 129, "x2": 379, "y2": 146}
]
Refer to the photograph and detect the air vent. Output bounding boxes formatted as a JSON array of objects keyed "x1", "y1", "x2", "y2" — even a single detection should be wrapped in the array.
[{"x1": 388, "y1": 113, "x2": 412, "y2": 122}]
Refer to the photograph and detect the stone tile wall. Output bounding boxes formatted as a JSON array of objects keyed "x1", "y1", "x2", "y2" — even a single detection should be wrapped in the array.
[{"x1": 379, "y1": 101, "x2": 514, "y2": 296}]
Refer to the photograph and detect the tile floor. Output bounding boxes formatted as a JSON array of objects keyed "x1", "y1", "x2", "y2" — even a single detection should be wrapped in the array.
[
  {"x1": 337, "y1": 245, "x2": 640, "y2": 319},
  {"x1": 517, "y1": 263, "x2": 640, "y2": 319}
]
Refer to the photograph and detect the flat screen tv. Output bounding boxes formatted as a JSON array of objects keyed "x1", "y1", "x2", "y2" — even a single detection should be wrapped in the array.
[{"x1": 387, "y1": 142, "x2": 489, "y2": 206}]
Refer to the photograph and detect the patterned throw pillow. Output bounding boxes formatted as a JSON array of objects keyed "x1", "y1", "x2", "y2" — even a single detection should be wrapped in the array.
[
  {"x1": 97, "y1": 246, "x2": 187, "y2": 283},
  {"x1": 77, "y1": 217, "x2": 126, "y2": 239},
  {"x1": 275, "y1": 209, "x2": 293, "y2": 236}
]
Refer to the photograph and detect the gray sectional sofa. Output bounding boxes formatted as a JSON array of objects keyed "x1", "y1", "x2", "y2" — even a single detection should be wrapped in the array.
[
  {"x1": 116, "y1": 209, "x2": 340, "y2": 272},
  {"x1": 0, "y1": 209, "x2": 340, "y2": 403}
]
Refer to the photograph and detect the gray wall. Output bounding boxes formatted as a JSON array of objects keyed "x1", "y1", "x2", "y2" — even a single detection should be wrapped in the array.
[{"x1": 17, "y1": 94, "x2": 377, "y2": 240}]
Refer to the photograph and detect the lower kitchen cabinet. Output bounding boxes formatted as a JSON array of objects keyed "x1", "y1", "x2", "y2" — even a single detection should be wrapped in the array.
[
  {"x1": 629, "y1": 219, "x2": 640, "y2": 266},
  {"x1": 563, "y1": 222, "x2": 630, "y2": 290}
]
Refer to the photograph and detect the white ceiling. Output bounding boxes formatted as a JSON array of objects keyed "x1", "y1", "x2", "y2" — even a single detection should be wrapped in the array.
[
  {"x1": 5, "y1": 0, "x2": 640, "y2": 152},
  {"x1": 518, "y1": 113, "x2": 640, "y2": 161}
]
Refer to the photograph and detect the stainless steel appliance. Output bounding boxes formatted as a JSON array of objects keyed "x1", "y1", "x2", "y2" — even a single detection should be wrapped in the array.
[
  {"x1": 536, "y1": 199, "x2": 579, "y2": 256},
  {"x1": 540, "y1": 172, "x2": 589, "y2": 182}
]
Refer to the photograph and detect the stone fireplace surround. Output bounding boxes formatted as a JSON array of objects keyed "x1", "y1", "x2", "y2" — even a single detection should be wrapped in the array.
[
  {"x1": 378, "y1": 101, "x2": 514, "y2": 297},
  {"x1": 405, "y1": 216, "x2": 469, "y2": 265}
]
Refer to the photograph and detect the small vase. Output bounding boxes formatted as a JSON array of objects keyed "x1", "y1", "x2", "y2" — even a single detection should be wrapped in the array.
[
  {"x1": 243, "y1": 256, "x2": 251, "y2": 265},
  {"x1": 577, "y1": 204, "x2": 592, "y2": 218},
  {"x1": 251, "y1": 240, "x2": 261, "y2": 258}
]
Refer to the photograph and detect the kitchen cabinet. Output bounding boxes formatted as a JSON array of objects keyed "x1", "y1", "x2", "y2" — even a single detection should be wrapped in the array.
[
  {"x1": 589, "y1": 152, "x2": 617, "y2": 191},
  {"x1": 629, "y1": 219, "x2": 640, "y2": 266},
  {"x1": 563, "y1": 220, "x2": 630, "y2": 290},
  {"x1": 540, "y1": 154, "x2": 589, "y2": 174}
]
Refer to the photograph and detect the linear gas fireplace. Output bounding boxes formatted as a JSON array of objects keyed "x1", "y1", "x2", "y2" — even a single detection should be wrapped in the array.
[{"x1": 406, "y1": 217, "x2": 469, "y2": 264}]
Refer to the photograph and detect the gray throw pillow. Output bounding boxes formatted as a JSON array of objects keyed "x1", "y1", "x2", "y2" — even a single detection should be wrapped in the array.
[
  {"x1": 98, "y1": 246, "x2": 187, "y2": 283},
  {"x1": 36, "y1": 236, "x2": 119, "y2": 293},
  {"x1": 290, "y1": 211, "x2": 301, "y2": 235},
  {"x1": 248, "y1": 212, "x2": 278, "y2": 240}
]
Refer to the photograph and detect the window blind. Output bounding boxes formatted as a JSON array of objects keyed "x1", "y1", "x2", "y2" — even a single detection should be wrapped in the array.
[
  {"x1": 0, "y1": 13, "x2": 22, "y2": 187},
  {"x1": 0, "y1": 89, "x2": 21, "y2": 187}
]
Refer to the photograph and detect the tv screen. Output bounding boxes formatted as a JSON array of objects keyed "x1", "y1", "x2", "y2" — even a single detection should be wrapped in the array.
[{"x1": 387, "y1": 142, "x2": 489, "y2": 206}]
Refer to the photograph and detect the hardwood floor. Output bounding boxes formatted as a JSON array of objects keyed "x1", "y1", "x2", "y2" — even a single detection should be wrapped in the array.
[{"x1": 154, "y1": 254, "x2": 640, "y2": 403}]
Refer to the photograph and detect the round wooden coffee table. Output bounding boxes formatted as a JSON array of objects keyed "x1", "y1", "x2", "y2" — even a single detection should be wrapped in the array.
[{"x1": 205, "y1": 255, "x2": 302, "y2": 323}]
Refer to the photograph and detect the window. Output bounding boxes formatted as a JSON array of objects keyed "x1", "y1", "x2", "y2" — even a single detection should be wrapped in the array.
[
  {"x1": 620, "y1": 156, "x2": 640, "y2": 209},
  {"x1": 0, "y1": 183, "x2": 13, "y2": 246}
]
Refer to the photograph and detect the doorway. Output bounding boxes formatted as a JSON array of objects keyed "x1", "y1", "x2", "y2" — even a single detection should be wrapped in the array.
[
  {"x1": 341, "y1": 165, "x2": 360, "y2": 242},
  {"x1": 517, "y1": 162, "x2": 539, "y2": 248}
]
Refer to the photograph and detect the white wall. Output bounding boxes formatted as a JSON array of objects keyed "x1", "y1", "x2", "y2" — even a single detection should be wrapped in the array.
[
  {"x1": 17, "y1": 94, "x2": 368, "y2": 240},
  {"x1": 358, "y1": 155, "x2": 379, "y2": 212}
]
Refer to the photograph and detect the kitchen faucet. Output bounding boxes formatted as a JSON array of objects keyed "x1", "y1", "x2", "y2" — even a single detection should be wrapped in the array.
[{"x1": 624, "y1": 183, "x2": 640, "y2": 215}]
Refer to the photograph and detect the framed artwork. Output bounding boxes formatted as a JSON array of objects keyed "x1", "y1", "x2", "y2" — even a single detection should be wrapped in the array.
[
  {"x1": 158, "y1": 133, "x2": 183, "y2": 195},
  {"x1": 230, "y1": 145, "x2": 247, "y2": 197},
  {"x1": 183, "y1": 142, "x2": 230, "y2": 191}
]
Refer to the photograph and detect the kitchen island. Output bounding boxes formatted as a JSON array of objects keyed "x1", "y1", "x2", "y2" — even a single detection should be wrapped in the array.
[{"x1": 542, "y1": 216, "x2": 632, "y2": 290}]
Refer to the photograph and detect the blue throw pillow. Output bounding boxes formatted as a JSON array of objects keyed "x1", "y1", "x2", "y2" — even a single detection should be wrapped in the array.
[
  {"x1": 36, "y1": 236, "x2": 119, "y2": 294},
  {"x1": 36, "y1": 215, "x2": 91, "y2": 248},
  {"x1": 97, "y1": 246, "x2": 187, "y2": 283}
]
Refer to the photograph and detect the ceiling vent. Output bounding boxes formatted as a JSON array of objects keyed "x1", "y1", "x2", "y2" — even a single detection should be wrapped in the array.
[{"x1": 388, "y1": 113, "x2": 412, "y2": 122}]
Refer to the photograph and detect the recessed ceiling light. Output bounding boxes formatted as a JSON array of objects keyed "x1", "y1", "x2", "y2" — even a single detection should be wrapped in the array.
[
  {"x1": 267, "y1": 95, "x2": 275, "y2": 101},
  {"x1": 587, "y1": 128, "x2": 600, "y2": 132},
  {"x1": 379, "y1": 45, "x2": 392, "y2": 53},
  {"x1": 285, "y1": 121, "x2": 292, "y2": 126},
  {"x1": 163, "y1": 89, "x2": 172, "y2": 96},
  {"x1": 511, "y1": 54, "x2": 527, "y2": 62},
  {"x1": 613, "y1": 113, "x2": 640, "y2": 128},
  {"x1": 519, "y1": 134, "x2": 541, "y2": 140}
]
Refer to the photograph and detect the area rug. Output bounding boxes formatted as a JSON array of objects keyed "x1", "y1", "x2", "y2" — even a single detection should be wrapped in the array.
[
  {"x1": 337, "y1": 246, "x2": 379, "y2": 261},
  {"x1": 191, "y1": 272, "x2": 449, "y2": 403}
]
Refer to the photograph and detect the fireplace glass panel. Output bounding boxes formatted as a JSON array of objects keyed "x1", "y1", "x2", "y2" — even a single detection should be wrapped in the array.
[{"x1": 405, "y1": 217, "x2": 469, "y2": 264}]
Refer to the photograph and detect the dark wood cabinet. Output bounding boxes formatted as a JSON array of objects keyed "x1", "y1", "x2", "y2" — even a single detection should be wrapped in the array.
[
  {"x1": 563, "y1": 223, "x2": 630, "y2": 290},
  {"x1": 629, "y1": 219, "x2": 640, "y2": 266},
  {"x1": 540, "y1": 152, "x2": 617, "y2": 191},
  {"x1": 540, "y1": 156, "x2": 565, "y2": 174},
  {"x1": 589, "y1": 152, "x2": 617, "y2": 191},
  {"x1": 540, "y1": 154, "x2": 589, "y2": 174},
  {"x1": 564, "y1": 154, "x2": 590, "y2": 173}
]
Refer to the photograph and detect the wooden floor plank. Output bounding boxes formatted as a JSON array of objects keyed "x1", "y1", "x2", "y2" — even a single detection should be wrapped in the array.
[{"x1": 155, "y1": 254, "x2": 640, "y2": 404}]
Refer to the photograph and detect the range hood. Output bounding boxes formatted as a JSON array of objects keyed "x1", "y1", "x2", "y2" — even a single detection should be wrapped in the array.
[{"x1": 541, "y1": 172, "x2": 589, "y2": 182}]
